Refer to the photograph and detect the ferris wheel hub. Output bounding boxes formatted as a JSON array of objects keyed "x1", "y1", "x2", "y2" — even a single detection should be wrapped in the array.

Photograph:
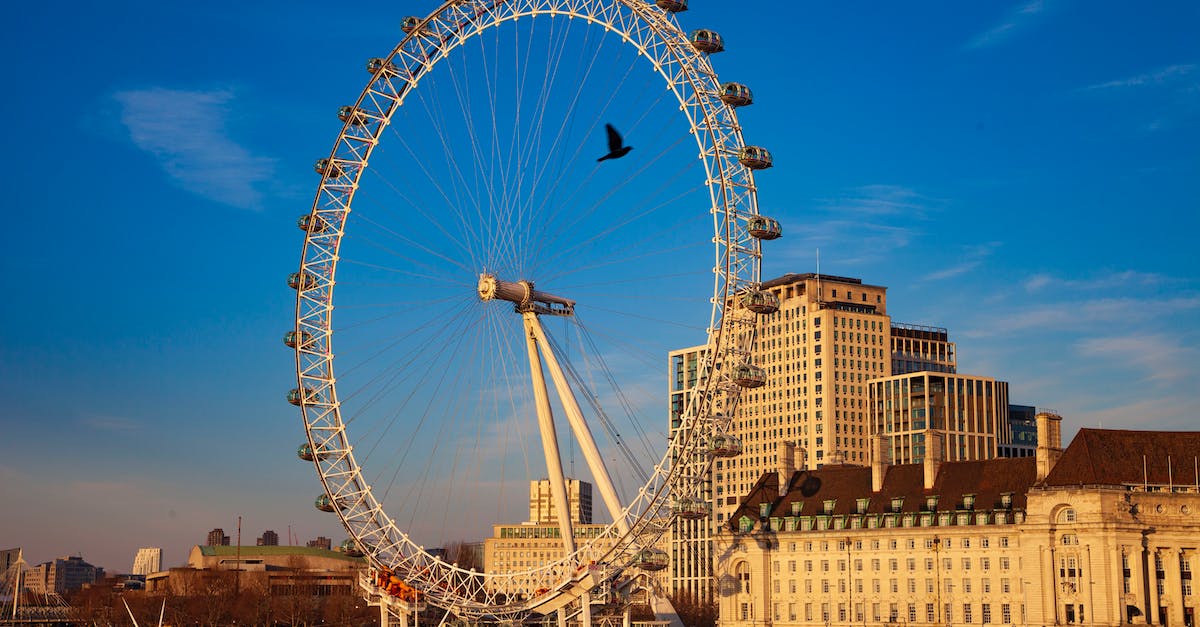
[{"x1": 478, "y1": 273, "x2": 575, "y2": 316}]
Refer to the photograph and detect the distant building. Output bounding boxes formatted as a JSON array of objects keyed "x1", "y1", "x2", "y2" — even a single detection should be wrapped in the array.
[
  {"x1": 307, "y1": 536, "x2": 332, "y2": 550},
  {"x1": 24, "y1": 556, "x2": 103, "y2": 595},
  {"x1": 131, "y1": 547, "x2": 162, "y2": 575},
  {"x1": 146, "y1": 545, "x2": 363, "y2": 597},
  {"x1": 529, "y1": 478, "x2": 593, "y2": 525},
  {"x1": 868, "y1": 371, "x2": 1010, "y2": 464},
  {"x1": 1000, "y1": 404, "x2": 1038, "y2": 457},
  {"x1": 257, "y1": 530, "x2": 279, "y2": 546},
  {"x1": 206, "y1": 528, "x2": 230, "y2": 546}
]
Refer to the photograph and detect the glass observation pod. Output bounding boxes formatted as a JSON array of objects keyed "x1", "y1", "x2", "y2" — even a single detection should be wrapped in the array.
[
  {"x1": 367, "y1": 57, "x2": 402, "y2": 78},
  {"x1": 742, "y1": 290, "x2": 780, "y2": 315},
  {"x1": 673, "y1": 496, "x2": 711, "y2": 520},
  {"x1": 297, "y1": 213, "x2": 330, "y2": 234},
  {"x1": 655, "y1": 0, "x2": 688, "y2": 12},
  {"x1": 634, "y1": 548, "x2": 669, "y2": 571},
  {"x1": 314, "y1": 158, "x2": 346, "y2": 178},
  {"x1": 719, "y1": 82, "x2": 753, "y2": 107},
  {"x1": 298, "y1": 442, "x2": 334, "y2": 462},
  {"x1": 401, "y1": 16, "x2": 421, "y2": 34},
  {"x1": 283, "y1": 330, "x2": 315, "y2": 350},
  {"x1": 288, "y1": 387, "x2": 316, "y2": 406},
  {"x1": 338, "y1": 105, "x2": 369, "y2": 127},
  {"x1": 315, "y1": 493, "x2": 345, "y2": 513},
  {"x1": 732, "y1": 363, "x2": 766, "y2": 388},
  {"x1": 341, "y1": 538, "x2": 364, "y2": 557},
  {"x1": 689, "y1": 29, "x2": 724, "y2": 54},
  {"x1": 288, "y1": 271, "x2": 317, "y2": 291},
  {"x1": 747, "y1": 215, "x2": 782, "y2": 240},
  {"x1": 709, "y1": 433, "x2": 744, "y2": 458},
  {"x1": 738, "y1": 146, "x2": 773, "y2": 170}
]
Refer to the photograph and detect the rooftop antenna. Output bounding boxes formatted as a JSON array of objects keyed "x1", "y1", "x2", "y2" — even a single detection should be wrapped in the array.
[
  {"x1": 1143, "y1": 455, "x2": 1148, "y2": 490},
  {"x1": 816, "y1": 248, "x2": 822, "y2": 303}
]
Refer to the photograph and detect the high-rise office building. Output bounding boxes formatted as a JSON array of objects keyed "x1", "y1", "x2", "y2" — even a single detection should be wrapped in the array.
[
  {"x1": 23, "y1": 556, "x2": 102, "y2": 595},
  {"x1": 667, "y1": 344, "x2": 713, "y2": 602},
  {"x1": 131, "y1": 547, "x2": 162, "y2": 575},
  {"x1": 257, "y1": 530, "x2": 279, "y2": 546},
  {"x1": 206, "y1": 528, "x2": 230, "y2": 546},
  {"x1": 529, "y1": 478, "x2": 593, "y2": 525},
  {"x1": 868, "y1": 372, "x2": 1009, "y2": 464},
  {"x1": 715, "y1": 273, "x2": 891, "y2": 524},
  {"x1": 890, "y1": 323, "x2": 956, "y2": 374},
  {"x1": 1000, "y1": 404, "x2": 1038, "y2": 457}
]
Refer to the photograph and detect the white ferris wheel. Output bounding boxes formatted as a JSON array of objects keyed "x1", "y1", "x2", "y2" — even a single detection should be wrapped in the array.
[{"x1": 288, "y1": 0, "x2": 782, "y2": 623}]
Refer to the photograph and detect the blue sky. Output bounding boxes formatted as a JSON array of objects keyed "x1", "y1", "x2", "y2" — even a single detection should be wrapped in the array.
[{"x1": 2, "y1": 1, "x2": 1197, "y2": 573}]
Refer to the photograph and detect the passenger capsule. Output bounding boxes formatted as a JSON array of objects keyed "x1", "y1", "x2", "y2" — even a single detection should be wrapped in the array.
[
  {"x1": 283, "y1": 330, "x2": 315, "y2": 350},
  {"x1": 287, "y1": 271, "x2": 317, "y2": 291},
  {"x1": 315, "y1": 493, "x2": 343, "y2": 513},
  {"x1": 732, "y1": 363, "x2": 766, "y2": 388},
  {"x1": 738, "y1": 146, "x2": 773, "y2": 170},
  {"x1": 297, "y1": 213, "x2": 330, "y2": 234},
  {"x1": 742, "y1": 290, "x2": 780, "y2": 315},
  {"x1": 689, "y1": 29, "x2": 724, "y2": 54},
  {"x1": 673, "y1": 496, "x2": 711, "y2": 520},
  {"x1": 367, "y1": 57, "x2": 401, "y2": 77},
  {"x1": 297, "y1": 442, "x2": 316, "y2": 461},
  {"x1": 401, "y1": 16, "x2": 421, "y2": 34},
  {"x1": 634, "y1": 548, "x2": 669, "y2": 571},
  {"x1": 655, "y1": 0, "x2": 688, "y2": 12},
  {"x1": 288, "y1": 387, "x2": 316, "y2": 406},
  {"x1": 338, "y1": 105, "x2": 370, "y2": 126},
  {"x1": 747, "y1": 215, "x2": 782, "y2": 240},
  {"x1": 709, "y1": 433, "x2": 744, "y2": 458},
  {"x1": 719, "y1": 82, "x2": 753, "y2": 107},
  {"x1": 314, "y1": 159, "x2": 346, "y2": 178},
  {"x1": 341, "y1": 538, "x2": 364, "y2": 557}
]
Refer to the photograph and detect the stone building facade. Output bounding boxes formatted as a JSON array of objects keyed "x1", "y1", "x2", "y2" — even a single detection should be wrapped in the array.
[{"x1": 715, "y1": 414, "x2": 1200, "y2": 627}]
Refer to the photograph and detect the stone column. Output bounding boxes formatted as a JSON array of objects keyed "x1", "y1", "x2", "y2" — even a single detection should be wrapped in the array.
[{"x1": 1148, "y1": 547, "x2": 1162, "y2": 626}]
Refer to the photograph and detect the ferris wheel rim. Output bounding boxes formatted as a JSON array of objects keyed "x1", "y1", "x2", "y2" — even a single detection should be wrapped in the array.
[{"x1": 290, "y1": 0, "x2": 768, "y2": 617}]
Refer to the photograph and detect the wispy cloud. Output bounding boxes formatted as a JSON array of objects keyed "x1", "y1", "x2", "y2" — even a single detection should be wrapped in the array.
[
  {"x1": 778, "y1": 185, "x2": 937, "y2": 267},
  {"x1": 1075, "y1": 334, "x2": 1195, "y2": 384},
  {"x1": 1083, "y1": 64, "x2": 1196, "y2": 91},
  {"x1": 964, "y1": 296, "x2": 1200, "y2": 337},
  {"x1": 966, "y1": 0, "x2": 1045, "y2": 50},
  {"x1": 114, "y1": 88, "x2": 276, "y2": 210},
  {"x1": 923, "y1": 242, "x2": 1000, "y2": 281},
  {"x1": 1023, "y1": 270, "x2": 1171, "y2": 292}
]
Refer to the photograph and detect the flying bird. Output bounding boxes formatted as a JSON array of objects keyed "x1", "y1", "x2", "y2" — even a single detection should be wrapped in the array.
[{"x1": 597, "y1": 123, "x2": 633, "y2": 162}]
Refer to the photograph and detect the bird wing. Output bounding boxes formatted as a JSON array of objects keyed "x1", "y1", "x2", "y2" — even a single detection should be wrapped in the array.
[{"x1": 605, "y1": 123, "x2": 623, "y2": 151}]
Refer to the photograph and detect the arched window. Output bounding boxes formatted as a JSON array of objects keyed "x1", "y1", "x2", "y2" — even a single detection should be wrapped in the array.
[
  {"x1": 1058, "y1": 508, "x2": 1077, "y2": 524},
  {"x1": 735, "y1": 561, "x2": 752, "y2": 594}
]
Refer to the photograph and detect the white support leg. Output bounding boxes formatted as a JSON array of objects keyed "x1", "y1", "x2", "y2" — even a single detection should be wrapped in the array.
[
  {"x1": 527, "y1": 316, "x2": 631, "y2": 536},
  {"x1": 522, "y1": 312, "x2": 579, "y2": 558}
]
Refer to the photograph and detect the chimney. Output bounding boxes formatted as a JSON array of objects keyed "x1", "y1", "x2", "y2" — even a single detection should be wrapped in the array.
[
  {"x1": 923, "y1": 432, "x2": 946, "y2": 490},
  {"x1": 871, "y1": 435, "x2": 890, "y2": 493},
  {"x1": 779, "y1": 441, "x2": 797, "y2": 497},
  {"x1": 1035, "y1": 412, "x2": 1064, "y2": 481}
]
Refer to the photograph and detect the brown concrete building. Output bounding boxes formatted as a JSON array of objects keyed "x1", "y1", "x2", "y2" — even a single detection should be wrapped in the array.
[{"x1": 145, "y1": 545, "x2": 363, "y2": 597}]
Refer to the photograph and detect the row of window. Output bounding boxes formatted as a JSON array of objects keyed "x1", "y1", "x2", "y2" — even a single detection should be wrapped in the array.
[{"x1": 766, "y1": 601, "x2": 1017, "y2": 624}]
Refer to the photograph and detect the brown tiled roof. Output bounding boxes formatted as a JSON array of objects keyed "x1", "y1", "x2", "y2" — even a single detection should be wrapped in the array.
[
  {"x1": 1042, "y1": 428, "x2": 1200, "y2": 487},
  {"x1": 726, "y1": 458, "x2": 1037, "y2": 530}
]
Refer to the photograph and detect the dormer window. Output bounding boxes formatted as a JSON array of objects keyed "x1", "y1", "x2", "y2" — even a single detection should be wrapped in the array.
[
  {"x1": 1000, "y1": 493, "x2": 1013, "y2": 509},
  {"x1": 791, "y1": 501, "x2": 803, "y2": 516},
  {"x1": 890, "y1": 497, "x2": 904, "y2": 513},
  {"x1": 759, "y1": 502, "x2": 772, "y2": 519},
  {"x1": 925, "y1": 496, "x2": 939, "y2": 511},
  {"x1": 962, "y1": 494, "x2": 976, "y2": 510},
  {"x1": 856, "y1": 498, "x2": 870, "y2": 514},
  {"x1": 824, "y1": 499, "x2": 837, "y2": 515}
]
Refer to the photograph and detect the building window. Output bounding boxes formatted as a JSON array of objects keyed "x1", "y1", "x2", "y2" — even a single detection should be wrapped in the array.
[
  {"x1": 927, "y1": 603, "x2": 936, "y2": 623},
  {"x1": 982, "y1": 603, "x2": 992, "y2": 624},
  {"x1": 1002, "y1": 604, "x2": 1012, "y2": 624},
  {"x1": 1058, "y1": 508, "x2": 1077, "y2": 523},
  {"x1": 963, "y1": 604, "x2": 973, "y2": 624},
  {"x1": 736, "y1": 562, "x2": 751, "y2": 594}
]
